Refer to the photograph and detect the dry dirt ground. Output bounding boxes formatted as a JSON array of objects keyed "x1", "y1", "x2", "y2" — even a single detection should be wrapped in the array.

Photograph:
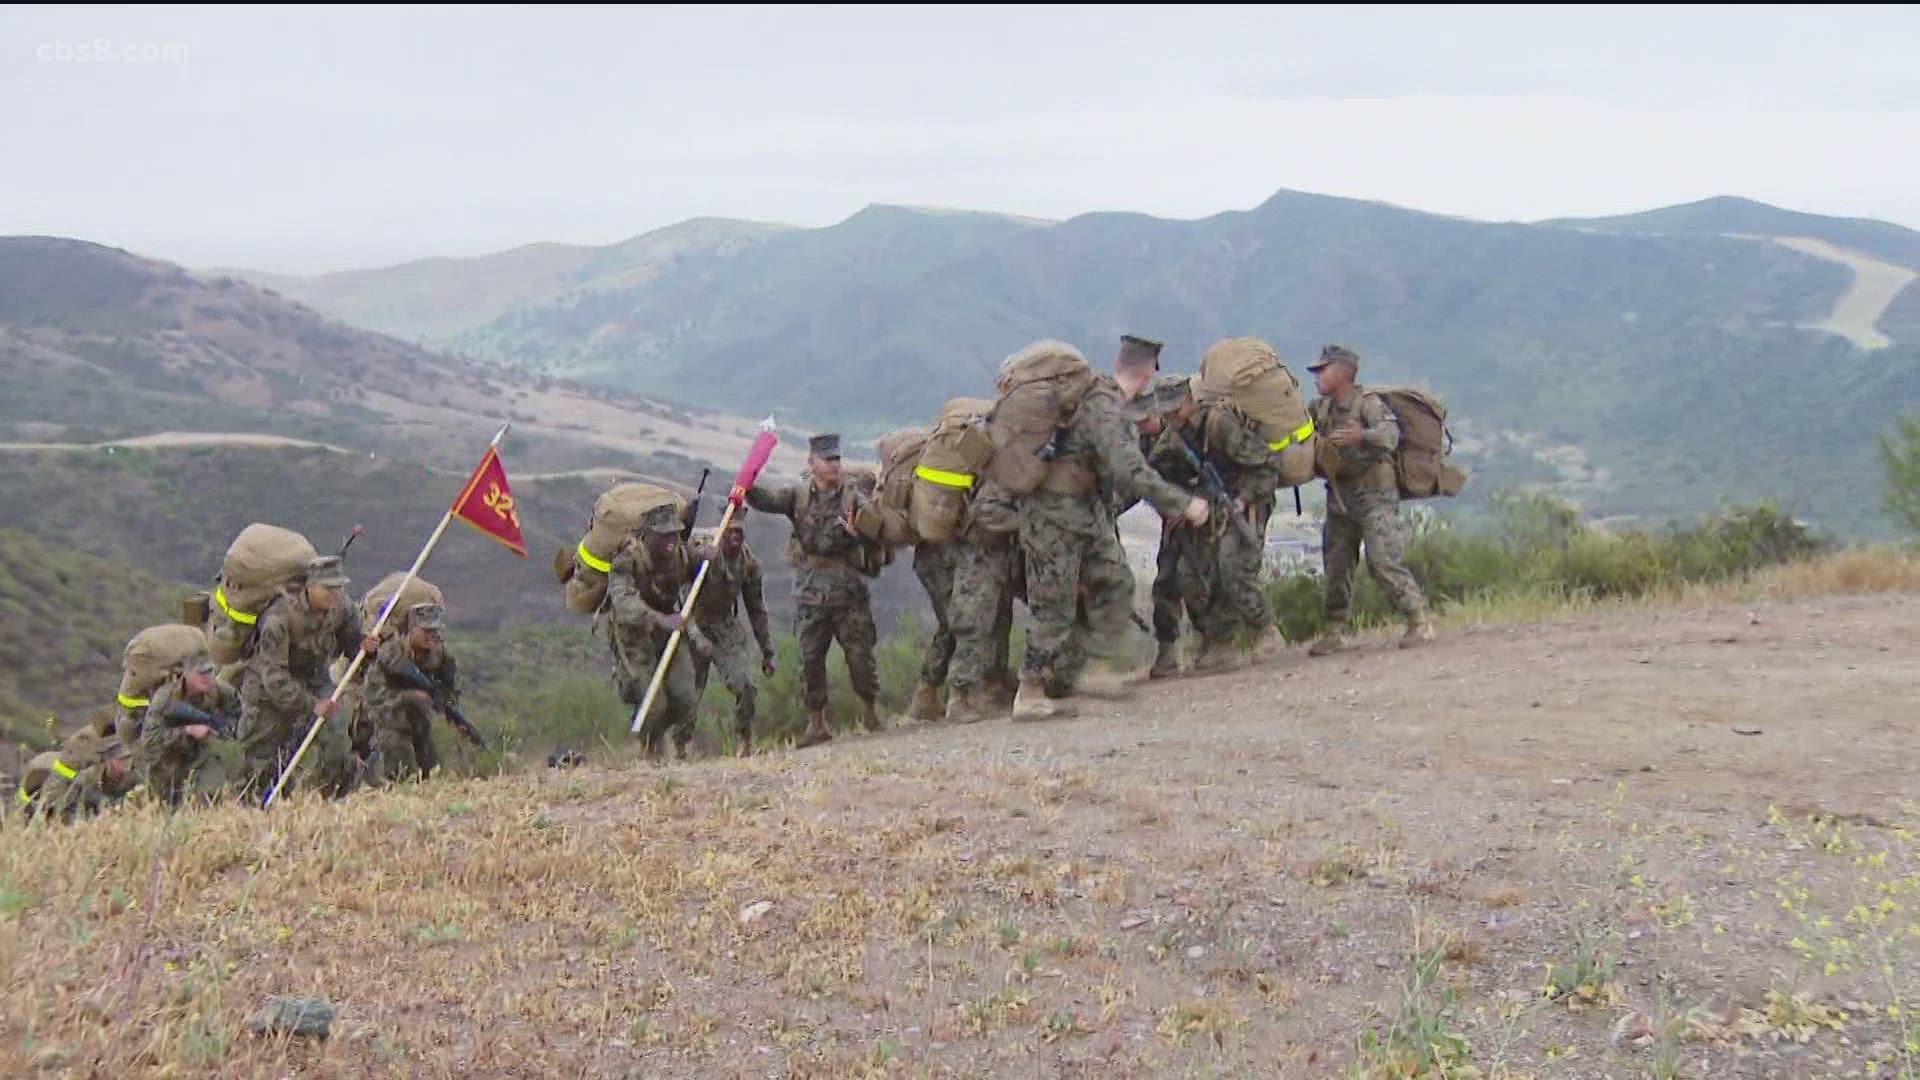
[{"x1": 4, "y1": 591, "x2": 1918, "y2": 1078}]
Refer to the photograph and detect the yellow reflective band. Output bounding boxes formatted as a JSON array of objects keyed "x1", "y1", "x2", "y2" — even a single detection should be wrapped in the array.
[
  {"x1": 52, "y1": 759, "x2": 77, "y2": 780},
  {"x1": 15, "y1": 785, "x2": 30, "y2": 805},
  {"x1": 117, "y1": 693, "x2": 150, "y2": 710},
  {"x1": 913, "y1": 464, "x2": 976, "y2": 490},
  {"x1": 214, "y1": 585, "x2": 258, "y2": 626},
  {"x1": 576, "y1": 540, "x2": 612, "y2": 575},
  {"x1": 1268, "y1": 419, "x2": 1317, "y2": 452}
]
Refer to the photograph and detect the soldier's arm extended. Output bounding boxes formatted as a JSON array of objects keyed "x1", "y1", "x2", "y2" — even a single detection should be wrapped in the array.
[
  {"x1": 606, "y1": 548, "x2": 680, "y2": 633},
  {"x1": 1338, "y1": 393, "x2": 1401, "y2": 473},
  {"x1": 252, "y1": 608, "x2": 315, "y2": 718},
  {"x1": 332, "y1": 603, "x2": 367, "y2": 663},
  {"x1": 437, "y1": 652, "x2": 460, "y2": 710},
  {"x1": 1087, "y1": 392, "x2": 1191, "y2": 518},
  {"x1": 743, "y1": 555, "x2": 774, "y2": 659},
  {"x1": 1207, "y1": 411, "x2": 1284, "y2": 505},
  {"x1": 744, "y1": 483, "x2": 797, "y2": 519},
  {"x1": 139, "y1": 685, "x2": 214, "y2": 758}
]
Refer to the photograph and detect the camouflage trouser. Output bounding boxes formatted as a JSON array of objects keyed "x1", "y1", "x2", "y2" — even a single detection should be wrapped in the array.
[
  {"x1": 912, "y1": 544, "x2": 956, "y2": 687},
  {"x1": 613, "y1": 625, "x2": 699, "y2": 754},
  {"x1": 1323, "y1": 487, "x2": 1427, "y2": 622},
  {"x1": 1152, "y1": 518, "x2": 1216, "y2": 644},
  {"x1": 796, "y1": 597, "x2": 878, "y2": 710},
  {"x1": 1207, "y1": 499, "x2": 1277, "y2": 644},
  {"x1": 367, "y1": 703, "x2": 439, "y2": 785},
  {"x1": 691, "y1": 617, "x2": 758, "y2": 739},
  {"x1": 1021, "y1": 517, "x2": 1137, "y2": 684},
  {"x1": 144, "y1": 748, "x2": 211, "y2": 808},
  {"x1": 237, "y1": 701, "x2": 356, "y2": 803},
  {"x1": 947, "y1": 535, "x2": 1015, "y2": 691}
]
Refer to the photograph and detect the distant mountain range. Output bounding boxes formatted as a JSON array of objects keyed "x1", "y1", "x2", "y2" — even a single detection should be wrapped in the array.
[{"x1": 216, "y1": 190, "x2": 1920, "y2": 535}]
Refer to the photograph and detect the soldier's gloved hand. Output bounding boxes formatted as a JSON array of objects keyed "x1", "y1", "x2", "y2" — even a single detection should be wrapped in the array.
[
  {"x1": 360, "y1": 635, "x2": 381, "y2": 657},
  {"x1": 313, "y1": 698, "x2": 337, "y2": 720},
  {"x1": 656, "y1": 613, "x2": 686, "y2": 634},
  {"x1": 1183, "y1": 497, "x2": 1211, "y2": 527},
  {"x1": 761, "y1": 654, "x2": 777, "y2": 677},
  {"x1": 184, "y1": 724, "x2": 213, "y2": 740}
]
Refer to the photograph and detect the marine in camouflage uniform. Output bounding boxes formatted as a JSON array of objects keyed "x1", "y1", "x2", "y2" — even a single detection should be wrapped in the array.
[
  {"x1": 236, "y1": 556, "x2": 370, "y2": 803},
  {"x1": 362, "y1": 603, "x2": 460, "y2": 784},
  {"x1": 1191, "y1": 390, "x2": 1288, "y2": 668},
  {"x1": 139, "y1": 656, "x2": 240, "y2": 807},
  {"x1": 1121, "y1": 376, "x2": 1215, "y2": 679},
  {"x1": 746, "y1": 433, "x2": 884, "y2": 748},
  {"x1": 940, "y1": 477, "x2": 1020, "y2": 723},
  {"x1": 1011, "y1": 338, "x2": 1204, "y2": 721},
  {"x1": 687, "y1": 513, "x2": 776, "y2": 754},
  {"x1": 907, "y1": 541, "x2": 955, "y2": 720},
  {"x1": 33, "y1": 735, "x2": 138, "y2": 824},
  {"x1": 1305, "y1": 345, "x2": 1433, "y2": 654},
  {"x1": 606, "y1": 504, "x2": 705, "y2": 758}
]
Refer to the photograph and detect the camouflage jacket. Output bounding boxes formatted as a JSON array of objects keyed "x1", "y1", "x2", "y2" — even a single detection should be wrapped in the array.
[
  {"x1": 1025, "y1": 375, "x2": 1190, "y2": 538},
  {"x1": 364, "y1": 635, "x2": 459, "y2": 725},
  {"x1": 1310, "y1": 387, "x2": 1400, "y2": 495},
  {"x1": 606, "y1": 538, "x2": 707, "y2": 652},
  {"x1": 1196, "y1": 403, "x2": 1285, "y2": 506},
  {"x1": 687, "y1": 538, "x2": 773, "y2": 657},
  {"x1": 746, "y1": 479, "x2": 874, "y2": 605},
  {"x1": 36, "y1": 760, "x2": 137, "y2": 823},
  {"x1": 242, "y1": 591, "x2": 365, "y2": 719},
  {"x1": 140, "y1": 673, "x2": 240, "y2": 763}
]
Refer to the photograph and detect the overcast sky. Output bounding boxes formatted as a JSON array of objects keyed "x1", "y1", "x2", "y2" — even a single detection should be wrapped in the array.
[{"x1": 4, "y1": 5, "x2": 1917, "y2": 273}]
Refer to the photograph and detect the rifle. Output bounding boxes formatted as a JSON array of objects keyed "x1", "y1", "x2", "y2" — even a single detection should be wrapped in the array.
[
  {"x1": 154, "y1": 699, "x2": 237, "y2": 740},
  {"x1": 391, "y1": 658, "x2": 486, "y2": 749},
  {"x1": 1171, "y1": 430, "x2": 1260, "y2": 546},
  {"x1": 682, "y1": 468, "x2": 711, "y2": 540},
  {"x1": 440, "y1": 698, "x2": 487, "y2": 750}
]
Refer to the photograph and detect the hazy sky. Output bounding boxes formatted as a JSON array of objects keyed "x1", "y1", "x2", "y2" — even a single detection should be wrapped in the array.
[{"x1": 5, "y1": 5, "x2": 1917, "y2": 273}]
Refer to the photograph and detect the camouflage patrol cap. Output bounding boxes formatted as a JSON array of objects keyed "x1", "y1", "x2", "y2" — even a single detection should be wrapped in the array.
[
  {"x1": 303, "y1": 555, "x2": 351, "y2": 589},
  {"x1": 1121, "y1": 375, "x2": 1192, "y2": 421},
  {"x1": 808, "y1": 433, "x2": 842, "y2": 460},
  {"x1": 1309, "y1": 344, "x2": 1360, "y2": 372},
  {"x1": 1117, "y1": 334, "x2": 1164, "y2": 372},
  {"x1": 408, "y1": 602, "x2": 446, "y2": 631}
]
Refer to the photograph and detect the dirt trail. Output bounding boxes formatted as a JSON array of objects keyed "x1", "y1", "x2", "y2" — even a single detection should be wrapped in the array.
[
  {"x1": 0, "y1": 431, "x2": 355, "y2": 453},
  {"x1": 1761, "y1": 235, "x2": 1915, "y2": 349}
]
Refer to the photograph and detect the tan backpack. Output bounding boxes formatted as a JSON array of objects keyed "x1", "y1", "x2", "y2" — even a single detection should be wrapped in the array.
[
  {"x1": 361, "y1": 572, "x2": 446, "y2": 635},
  {"x1": 910, "y1": 396, "x2": 996, "y2": 542},
  {"x1": 198, "y1": 524, "x2": 317, "y2": 664},
  {"x1": 558, "y1": 482, "x2": 687, "y2": 614},
  {"x1": 1372, "y1": 386, "x2": 1469, "y2": 499},
  {"x1": 119, "y1": 624, "x2": 209, "y2": 706},
  {"x1": 859, "y1": 427, "x2": 929, "y2": 548},
  {"x1": 1193, "y1": 337, "x2": 1318, "y2": 487},
  {"x1": 984, "y1": 341, "x2": 1097, "y2": 494}
]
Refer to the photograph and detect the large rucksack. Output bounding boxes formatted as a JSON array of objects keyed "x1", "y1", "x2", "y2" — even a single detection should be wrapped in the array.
[
  {"x1": 984, "y1": 341, "x2": 1097, "y2": 494},
  {"x1": 1372, "y1": 386, "x2": 1469, "y2": 499},
  {"x1": 558, "y1": 482, "x2": 687, "y2": 614},
  {"x1": 194, "y1": 524, "x2": 318, "y2": 664},
  {"x1": 911, "y1": 396, "x2": 996, "y2": 542},
  {"x1": 862, "y1": 426, "x2": 929, "y2": 548},
  {"x1": 1193, "y1": 337, "x2": 1318, "y2": 487},
  {"x1": 360, "y1": 572, "x2": 446, "y2": 636},
  {"x1": 120, "y1": 624, "x2": 209, "y2": 706}
]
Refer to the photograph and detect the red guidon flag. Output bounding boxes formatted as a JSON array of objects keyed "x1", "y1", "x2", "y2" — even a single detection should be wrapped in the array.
[{"x1": 450, "y1": 444, "x2": 527, "y2": 556}]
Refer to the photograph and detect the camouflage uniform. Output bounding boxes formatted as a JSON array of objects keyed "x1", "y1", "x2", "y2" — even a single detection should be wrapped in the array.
[
  {"x1": 1193, "y1": 401, "x2": 1285, "y2": 657},
  {"x1": 1140, "y1": 418, "x2": 1214, "y2": 664},
  {"x1": 746, "y1": 435, "x2": 883, "y2": 743},
  {"x1": 605, "y1": 514, "x2": 704, "y2": 757},
  {"x1": 1307, "y1": 347, "x2": 1430, "y2": 651},
  {"x1": 33, "y1": 737, "x2": 137, "y2": 824},
  {"x1": 687, "y1": 533, "x2": 774, "y2": 751},
  {"x1": 1017, "y1": 373, "x2": 1191, "y2": 705},
  {"x1": 941, "y1": 477, "x2": 1019, "y2": 721},
  {"x1": 362, "y1": 633, "x2": 459, "y2": 784},
  {"x1": 139, "y1": 668, "x2": 240, "y2": 807},
  {"x1": 237, "y1": 561, "x2": 366, "y2": 802},
  {"x1": 911, "y1": 543, "x2": 956, "y2": 691}
]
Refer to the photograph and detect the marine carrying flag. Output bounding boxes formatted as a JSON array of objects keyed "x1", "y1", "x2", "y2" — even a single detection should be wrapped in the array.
[{"x1": 450, "y1": 443, "x2": 527, "y2": 557}]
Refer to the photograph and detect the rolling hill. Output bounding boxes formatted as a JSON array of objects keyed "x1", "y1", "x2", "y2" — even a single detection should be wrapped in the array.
[{"x1": 230, "y1": 190, "x2": 1920, "y2": 535}]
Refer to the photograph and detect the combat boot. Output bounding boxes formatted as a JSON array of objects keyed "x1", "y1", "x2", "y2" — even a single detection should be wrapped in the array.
[
  {"x1": 795, "y1": 709, "x2": 833, "y2": 749},
  {"x1": 907, "y1": 683, "x2": 944, "y2": 722},
  {"x1": 1250, "y1": 624, "x2": 1285, "y2": 660},
  {"x1": 734, "y1": 726, "x2": 754, "y2": 757},
  {"x1": 1149, "y1": 640, "x2": 1181, "y2": 680},
  {"x1": 1307, "y1": 620, "x2": 1351, "y2": 657},
  {"x1": 1012, "y1": 676, "x2": 1076, "y2": 722},
  {"x1": 944, "y1": 686, "x2": 989, "y2": 724},
  {"x1": 1190, "y1": 639, "x2": 1249, "y2": 676},
  {"x1": 1400, "y1": 610, "x2": 1437, "y2": 649},
  {"x1": 1075, "y1": 662, "x2": 1136, "y2": 701},
  {"x1": 984, "y1": 672, "x2": 1019, "y2": 711},
  {"x1": 858, "y1": 698, "x2": 884, "y2": 732}
]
